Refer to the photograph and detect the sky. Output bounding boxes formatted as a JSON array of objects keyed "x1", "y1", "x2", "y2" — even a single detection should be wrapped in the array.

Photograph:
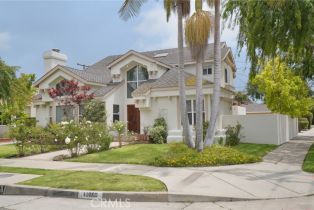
[{"x1": 0, "y1": 0, "x2": 249, "y2": 91}]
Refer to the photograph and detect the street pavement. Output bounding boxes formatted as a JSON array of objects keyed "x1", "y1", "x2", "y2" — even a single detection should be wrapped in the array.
[{"x1": 1, "y1": 195, "x2": 314, "y2": 210}]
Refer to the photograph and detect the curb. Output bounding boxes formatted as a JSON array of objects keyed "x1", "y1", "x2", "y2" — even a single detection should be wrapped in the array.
[{"x1": 0, "y1": 184, "x2": 256, "y2": 202}]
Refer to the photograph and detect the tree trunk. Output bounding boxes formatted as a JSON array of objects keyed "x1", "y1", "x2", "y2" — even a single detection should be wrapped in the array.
[
  {"x1": 205, "y1": 0, "x2": 221, "y2": 146},
  {"x1": 195, "y1": 57, "x2": 203, "y2": 151},
  {"x1": 177, "y1": 3, "x2": 194, "y2": 148}
]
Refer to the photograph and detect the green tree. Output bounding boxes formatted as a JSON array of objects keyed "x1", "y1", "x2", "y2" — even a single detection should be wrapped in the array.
[
  {"x1": 223, "y1": 0, "x2": 314, "y2": 98},
  {"x1": 82, "y1": 100, "x2": 106, "y2": 123},
  {"x1": 253, "y1": 57, "x2": 313, "y2": 117},
  {"x1": 185, "y1": 0, "x2": 212, "y2": 151},
  {"x1": 0, "y1": 58, "x2": 17, "y2": 103},
  {"x1": 0, "y1": 73, "x2": 36, "y2": 124},
  {"x1": 234, "y1": 91, "x2": 250, "y2": 105}
]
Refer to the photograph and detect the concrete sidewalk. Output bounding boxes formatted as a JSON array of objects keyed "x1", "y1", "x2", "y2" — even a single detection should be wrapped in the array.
[{"x1": 0, "y1": 131, "x2": 313, "y2": 200}]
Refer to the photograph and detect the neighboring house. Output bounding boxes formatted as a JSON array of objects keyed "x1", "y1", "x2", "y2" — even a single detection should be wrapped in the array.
[
  {"x1": 31, "y1": 42, "x2": 236, "y2": 135},
  {"x1": 243, "y1": 103, "x2": 272, "y2": 114}
]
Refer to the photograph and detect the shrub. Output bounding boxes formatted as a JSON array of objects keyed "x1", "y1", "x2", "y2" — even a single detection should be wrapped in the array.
[
  {"x1": 149, "y1": 126, "x2": 166, "y2": 144},
  {"x1": 9, "y1": 122, "x2": 31, "y2": 156},
  {"x1": 304, "y1": 112, "x2": 313, "y2": 129},
  {"x1": 29, "y1": 126, "x2": 54, "y2": 153},
  {"x1": 298, "y1": 118, "x2": 309, "y2": 131},
  {"x1": 154, "y1": 143, "x2": 260, "y2": 167},
  {"x1": 84, "y1": 121, "x2": 113, "y2": 153},
  {"x1": 225, "y1": 122, "x2": 242, "y2": 146},
  {"x1": 150, "y1": 117, "x2": 168, "y2": 143},
  {"x1": 49, "y1": 120, "x2": 113, "y2": 157},
  {"x1": 203, "y1": 121, "x2": 209, "y2": 139},
  {"x1": 111, "y1": 121, "x2": 126, "y2": 148},
  {"x1": 82, "y1": 101, "x2": 106, "y2": 122}
]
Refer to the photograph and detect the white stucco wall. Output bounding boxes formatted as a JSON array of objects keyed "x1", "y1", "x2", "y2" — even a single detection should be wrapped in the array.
[
  {"x1": 140, "y1": 96, "x2": 179, "y2": 133},
  {"x1": 222, "y1": 114, "x2": 298, "y2": 145},
  {"x1": 103, "y1": 85, "x2": 126, "y2": 125},
  {"x1": 36, "y1": 105, "x2": 50, "y2": 127},
  {"x1": 184, "y1": 61, "x2": 234, "y2": 88}
]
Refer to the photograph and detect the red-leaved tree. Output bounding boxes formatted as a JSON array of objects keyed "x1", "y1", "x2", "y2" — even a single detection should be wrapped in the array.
[{"x1": 48, "y1": 79, "x2": 94, "y2": 121}]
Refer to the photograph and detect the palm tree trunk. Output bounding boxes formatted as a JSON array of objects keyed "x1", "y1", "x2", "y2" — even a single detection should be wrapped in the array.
[
  {"x1": 205, "y1": 0, "x2": 221, "y2": 146},
  {"x1": 177, "y1": 3, "x2": 194, "y2": 148},
  {"x1": 195, "y1": 57, "x2": 203, "y2": 151}
]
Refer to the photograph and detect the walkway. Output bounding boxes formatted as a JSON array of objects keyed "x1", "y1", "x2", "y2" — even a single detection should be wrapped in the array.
[{"x1": 0, "y1": 129, "x2": 314, "y2": 200}]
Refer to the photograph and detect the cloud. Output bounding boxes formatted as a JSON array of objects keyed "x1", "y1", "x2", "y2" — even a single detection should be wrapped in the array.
[
  {"x1": 133, "y1": 3, "x2": 177, "y2": 51},
  {"x1": 0, "y1": 32, "x2": 11, "y2": 51},
  {"x1": 134, "y1": 2, "x2": 239, "y2": 51}
]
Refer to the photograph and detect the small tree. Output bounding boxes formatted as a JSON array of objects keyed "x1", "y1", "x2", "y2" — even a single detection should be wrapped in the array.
[
  {"x1": 48, "y1": 79, "x2": 94, "y2": 121},
  {"x1": 253, "y1": 57, "x2": 313, "y2": 117},
  {"x1": 82, "y1": 100, "x2": 106, "y2": 122},
  {"x1": 234, "y1": 91, "x2": 251, "y2": 105},
  {"x1": 112, "y1": 121, "x2": 126, "y2": 148}
]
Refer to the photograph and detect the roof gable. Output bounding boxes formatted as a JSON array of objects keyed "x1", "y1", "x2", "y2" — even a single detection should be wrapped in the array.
[
  {"x1": 34, "y1": 65, "x2": 105, "y2": 87},
  {"x1": 107, "y1": 50, "x2": 172, "y2": 69}
]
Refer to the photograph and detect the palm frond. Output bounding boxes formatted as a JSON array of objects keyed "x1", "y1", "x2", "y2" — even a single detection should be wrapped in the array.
[
  {"x1": 185, "y1": 10, "x2": 211, "y2": 59},
  {"x1": 181, "y1": 0, "x2": 191, "y2": 18},
  {"x1": 119, "y1": 0, "x2": 147, "y2": 21},
  {"x1": 164, "y1": 0, "x2": 175, "y2": 22}
]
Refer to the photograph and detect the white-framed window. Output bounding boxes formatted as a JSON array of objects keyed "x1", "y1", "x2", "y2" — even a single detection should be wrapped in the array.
[
  {"x1": 186, "y1": 99, "x2": 205, "y2": 125},
  {"x1": 113, "y1": 104, "x2": 120, "y2": 122},
  {"x1": 225, "y1": 68, "x2": 229, "y2": 83},
  {"x1": 203, "y1": 66, "x2": 212, "y2": 75},
  {"x1": 127, "y1": 65, "x2": 148, "y2": 98}
]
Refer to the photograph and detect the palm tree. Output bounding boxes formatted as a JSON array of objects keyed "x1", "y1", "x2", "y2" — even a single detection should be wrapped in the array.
[
  {"x1": 185, "y1": 0, "x2": 211, "y2": 151},
  {"x1": 204, "y1": 0, "x2": 221, "y2": 146},
  {"x1": 164, "y1": 0, "x2": 194, "y2": 148},
  {"x1": 119, "y1": 0, "x2": 194, "y2": 148}
]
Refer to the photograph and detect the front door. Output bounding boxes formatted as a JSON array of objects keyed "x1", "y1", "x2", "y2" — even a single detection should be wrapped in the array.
[{"x1": 127, "y1": 105, "x2": 140, "y2": 133}]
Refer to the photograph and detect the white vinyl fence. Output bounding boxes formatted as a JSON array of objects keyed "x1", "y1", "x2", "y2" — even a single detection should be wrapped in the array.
[{"x1": 222, "y1": 114, "x2": 298, "y2": 145}]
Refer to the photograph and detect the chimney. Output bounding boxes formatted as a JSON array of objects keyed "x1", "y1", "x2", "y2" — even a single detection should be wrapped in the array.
[{"x1": 43, "y1": 49, "x2": 68, "y2": 73}]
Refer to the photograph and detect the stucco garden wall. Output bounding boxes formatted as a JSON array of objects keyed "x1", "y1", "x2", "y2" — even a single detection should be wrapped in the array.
[{"x1": 222, "y1": 114, "x2": 298, "y2": 145}]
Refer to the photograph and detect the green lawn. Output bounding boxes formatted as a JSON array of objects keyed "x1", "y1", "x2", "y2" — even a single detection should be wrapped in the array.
[
  {"x1": 69, "y1": 144, "x2": 171, "y2": 165},
  {"x1": 69, "y1": 143, "x2": 277, "y2": 166},
  {"x1": 303, "y1": 143, "x2": 314, "y2": 173},
  {"x1": 0, "y1": 166, "x2": 167, "y2": 192},
  {"x1": 0, "y1": 144, "x2": 18, "y2": 158},
  {"x1": 232, "y1": 143, "x2": 278, "y2": 157},
  {"x1": 0, "y1": 144, "x2": 64, "y2": 159}
]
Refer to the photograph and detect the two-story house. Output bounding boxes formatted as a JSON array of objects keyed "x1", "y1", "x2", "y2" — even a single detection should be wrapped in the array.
[{"x1": 31, "y1": 42, "x2": 236, "y2": 137}]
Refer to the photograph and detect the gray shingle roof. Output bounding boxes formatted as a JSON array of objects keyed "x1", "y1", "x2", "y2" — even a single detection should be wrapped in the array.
[
  {"x1": 93, "y1": 81, "x2": 123, "y2": 97},
  {"x1": 36, "y1": 43, "x2": 233, "y2": 92},
  {"x1": 142, "y1": 42, "x2": 230, "y2": 65},
  {"x1": 132, "y1": 68, "x2": 213, "y2": 97},
  {"x1": 243, "y1": 104, "x2": 271, "y2": 113},
  {"x1": 61, "y1": 66, "x2": 108, "y2": 84},
  {"x1": 82, "y1": 42, "x2": 231, "y2": 85}
]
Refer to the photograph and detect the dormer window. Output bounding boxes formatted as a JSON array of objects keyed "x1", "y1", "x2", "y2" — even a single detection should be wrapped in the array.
[
  {"x1": 127, "y1": 65, "x2": 148, "y2": 98},
  {"x1": 203, "y1": 67, "x2": 212, "y2": 75}
]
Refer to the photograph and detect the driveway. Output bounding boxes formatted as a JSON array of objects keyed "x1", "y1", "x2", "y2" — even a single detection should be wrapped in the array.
[{"x1": 0, "y1": 129, "x2": 313, "y2": 200}]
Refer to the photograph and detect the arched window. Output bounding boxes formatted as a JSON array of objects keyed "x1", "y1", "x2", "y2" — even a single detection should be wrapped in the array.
[{"x1": 127, "y1": 65, "x2": 148, "y2": 98}]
